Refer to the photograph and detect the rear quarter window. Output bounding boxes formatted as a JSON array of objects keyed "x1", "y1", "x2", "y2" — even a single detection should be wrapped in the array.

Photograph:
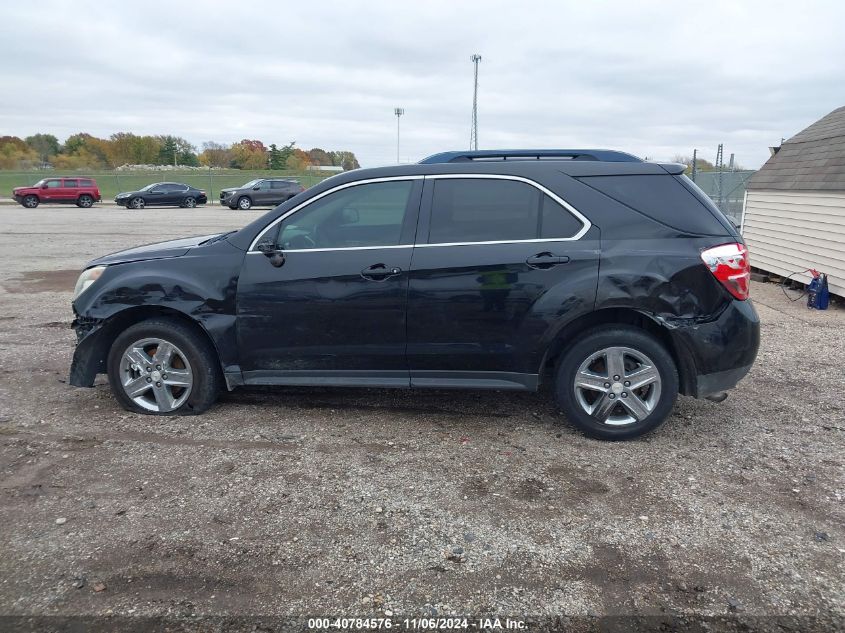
[
  {"x1": 79, "y1": 179, "x2": 93, "y2": 187},
  {"x1": 577, "y1": 174, "x2": 728, "y2": 235}
]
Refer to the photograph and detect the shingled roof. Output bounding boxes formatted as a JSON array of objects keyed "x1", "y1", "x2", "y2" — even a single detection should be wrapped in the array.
[{"x1": 747, "y1": 105, "x2": 845, "y2": 191}]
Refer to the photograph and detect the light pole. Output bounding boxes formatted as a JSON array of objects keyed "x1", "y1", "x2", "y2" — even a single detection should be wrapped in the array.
[
  {"x1": 470, "y1": 54, "x2": 482, "y2": 150},
  {"x1": 394, "y1": 107, "x2": 404, "y2": 164}
]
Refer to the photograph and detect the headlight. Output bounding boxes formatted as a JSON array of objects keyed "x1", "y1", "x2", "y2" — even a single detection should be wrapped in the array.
[{"x1": 72, "y1": 266, "x2": 106, "y2": 301}]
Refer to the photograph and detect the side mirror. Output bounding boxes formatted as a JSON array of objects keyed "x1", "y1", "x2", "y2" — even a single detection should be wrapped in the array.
[
  {"x1": 41, "y1": 184, "x2": 48, "y2": 189},
  {"x1": 253, "y1": 186, "x2": 260, "y2": 190},
  {"x1": 257, "y1": 241, "x2": 285, "y2": 268}
]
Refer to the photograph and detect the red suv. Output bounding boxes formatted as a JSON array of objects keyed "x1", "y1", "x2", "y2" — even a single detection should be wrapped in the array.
[{"x1": 12, "y1": 177, "x2": 101, "y2": 209}]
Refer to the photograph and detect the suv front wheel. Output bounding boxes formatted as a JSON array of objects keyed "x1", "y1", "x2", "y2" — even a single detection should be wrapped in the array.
[
  {"x1": 554, "y1": 326, "x2": 679, "y2": 440},
  {"x1": 107, "y1": 318, "x2": 222, "y2": 415},
  {"x1": 237, "y1": 196, "x2": 252, "y2": 210},
  {"x1": 22, "y1": 195, "x2": 39, "y2": 208}
]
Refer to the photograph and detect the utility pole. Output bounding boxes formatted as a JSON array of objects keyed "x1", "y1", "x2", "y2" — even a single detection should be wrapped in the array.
[
  {"x1": 394, "y1": 107, "x2": 404, "y2": 164},
  {"x1": 470, "y1": 54, "x2": 482, "y2": 150},
  {"x1": 691, "y1": 148, "x2": 698, "y2": 183},
  {"x1": 715, "y1": 143, "x2": 724, "y2": 211}
]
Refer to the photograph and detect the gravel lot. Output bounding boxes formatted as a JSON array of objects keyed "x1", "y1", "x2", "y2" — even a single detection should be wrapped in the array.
[{"x1": 0, "y1": 206, "x2": 842, "y2": 630}]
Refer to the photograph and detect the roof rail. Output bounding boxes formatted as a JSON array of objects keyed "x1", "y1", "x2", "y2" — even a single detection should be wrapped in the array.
[{"x1": 418, "y1": 149, "x2": 642, "y2": 164}]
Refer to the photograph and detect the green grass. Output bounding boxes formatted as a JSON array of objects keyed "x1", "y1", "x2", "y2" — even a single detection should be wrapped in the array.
[{"x1": 0, "y1": 169, "x2": 336, "y2": 202}]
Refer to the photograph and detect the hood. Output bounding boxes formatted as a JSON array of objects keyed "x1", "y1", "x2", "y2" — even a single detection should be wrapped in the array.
[
  {"x1": 220, "y1": 188, "x2": 237, "y2": 194},
  {"x1": 90, "y1": 234, "x2": 219, "y2": 266}
]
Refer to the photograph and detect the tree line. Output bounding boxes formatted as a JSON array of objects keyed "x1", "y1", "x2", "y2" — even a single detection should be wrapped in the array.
[{"x1": 0, "y1": 133, "x2": 360, "y2": 171}]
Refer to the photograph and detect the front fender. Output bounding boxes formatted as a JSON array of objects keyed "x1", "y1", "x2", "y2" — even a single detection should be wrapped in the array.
[{"x1": 70, "y1": 241, "x2": 245, "y2": 386}]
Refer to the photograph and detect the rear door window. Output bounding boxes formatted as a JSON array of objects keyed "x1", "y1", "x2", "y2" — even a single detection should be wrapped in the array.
[
  {"x1": 63, "y1": 179, "x2": 78, "y2": 188},
  {"x1": 577, "y1": 174, "x2": 728, "y2": 235},
  {"x1": 427, "y1": 178, "x2": 583, "y2": 244}
]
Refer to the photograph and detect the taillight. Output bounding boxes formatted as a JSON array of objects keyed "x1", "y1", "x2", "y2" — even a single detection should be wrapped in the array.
[{"x1": 701, "y1": 243, "x2": 750, "y2": 300}]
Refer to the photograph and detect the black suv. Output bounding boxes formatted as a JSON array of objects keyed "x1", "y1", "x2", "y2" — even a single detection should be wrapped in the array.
[
  {"x1": 69, "y1": 149, "x2": 759, "y2": 440},
  {"x1": 219, "y1": 178, "x2": 304, "y2": 210}
]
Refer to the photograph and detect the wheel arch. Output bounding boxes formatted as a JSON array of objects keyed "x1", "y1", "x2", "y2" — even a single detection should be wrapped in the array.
[
  {"x1": 71, "y1": 306, "x2": 226, "y2": 388},
  {"x1": 540, "y1": 307, "x2": 695, "y2": 396}
]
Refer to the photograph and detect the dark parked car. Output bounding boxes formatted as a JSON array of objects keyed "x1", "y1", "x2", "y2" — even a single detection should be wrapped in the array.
[
  {"x1": 219, "y1": 178, "x2": 304, "y2": 210},
  {"x1": 69, "y1": 149, "x2": 759, "y2": 440},
  {"x1": 12, "y1": 177, "x2": 101, "y2": 208},
  {"x1": 115, "y1": 182, "x2": 208, "y2": 209}
]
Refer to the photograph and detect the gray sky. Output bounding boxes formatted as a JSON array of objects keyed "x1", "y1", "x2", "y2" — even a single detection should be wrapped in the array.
[{"x1": 2, "y1": 0, "x2": 844, "y2": 168}]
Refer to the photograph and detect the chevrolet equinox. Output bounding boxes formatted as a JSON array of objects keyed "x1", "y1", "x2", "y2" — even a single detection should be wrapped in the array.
[{"x1": 69, "y1": 149, "x2": 760, "y2": 440}]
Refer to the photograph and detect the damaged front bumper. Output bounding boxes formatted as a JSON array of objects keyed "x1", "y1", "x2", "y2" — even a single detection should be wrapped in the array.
[{"x1": 68, "y1": 315, "x2": 107, "y2": 387}]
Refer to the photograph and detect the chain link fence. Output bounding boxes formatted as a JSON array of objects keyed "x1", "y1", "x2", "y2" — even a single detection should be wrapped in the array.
[
  {"x1": 690, "y1": 170, "x2": 755, "y2": 225},
  {"x1": 0, "y1": 170, "x2": 335, "y2": 204}
]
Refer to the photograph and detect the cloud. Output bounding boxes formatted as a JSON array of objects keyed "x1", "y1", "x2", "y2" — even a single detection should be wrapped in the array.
[{"x1": 1, "y1": 0, "x2": 843, "y2": 168}]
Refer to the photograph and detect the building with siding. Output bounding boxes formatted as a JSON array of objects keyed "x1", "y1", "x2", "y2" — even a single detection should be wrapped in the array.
[{"x1": 741, "y1": 105, "x2": 845, "y2": 297}]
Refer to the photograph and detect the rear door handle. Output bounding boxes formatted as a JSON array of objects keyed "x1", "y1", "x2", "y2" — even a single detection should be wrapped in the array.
[
  {"x1": 525, "y1": 252, "x2": 570, "y2": 269},
  {"x1": 361, "y1": 263, "x2": 402, "y2": 281}
]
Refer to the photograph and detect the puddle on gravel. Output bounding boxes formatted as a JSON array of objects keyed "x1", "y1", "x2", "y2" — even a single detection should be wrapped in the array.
[{"x1": 3, "y1": 269, "x2": 79, "y2": 293}]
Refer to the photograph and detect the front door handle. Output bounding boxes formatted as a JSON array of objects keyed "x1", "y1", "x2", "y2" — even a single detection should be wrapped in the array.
[
  {"x1": 361, "y1": 263, "x2": 402, "y2": 281},
  {"x1": 525, "y1": 252, "x2": 570, "y2": 269}
]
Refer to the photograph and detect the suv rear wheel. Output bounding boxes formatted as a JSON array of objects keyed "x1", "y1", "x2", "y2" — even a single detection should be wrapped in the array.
[
  {"x1": 237, "y1": 196, "x2": 252, "y2": 210},
  {"x1": 77, "y1": 195, "x2": 94, "y2": 208},
  {"x1": 22, "y1": 195, "x2": 39, "y2": 208},
  {"x1": 554, "y1": 326, "x2": 679, "y2": 440},
  {"x1": 107, "y1": 318, "x2": 222, "y2": 415}
]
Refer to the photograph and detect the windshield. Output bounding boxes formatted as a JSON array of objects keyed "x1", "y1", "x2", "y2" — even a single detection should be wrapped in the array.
[
  {"x1": 140, "y1": 183, "x2": 160, "y2": 191},
  {"x1": 33, "y1": 179, "x2": 45, "y2": 187},
  {"x1": 242, "y1": 179, "x2": 261, "y2": 188}
]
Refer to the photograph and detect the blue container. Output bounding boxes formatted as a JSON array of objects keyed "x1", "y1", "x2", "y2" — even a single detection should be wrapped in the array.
[{"x1": 807, "y1": 273, "x2": 829, "y2": 310}]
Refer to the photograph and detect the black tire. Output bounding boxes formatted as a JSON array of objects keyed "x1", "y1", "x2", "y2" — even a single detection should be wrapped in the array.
[
  {"x1": 237, "y1": 196, "x2": 252, "y2": 210},
  {"x1": 182, "y1": 197, "x2": 197, "y2": 208},
  {"x1": 129, "y1": 197, "x2": 145, "y2": 210},
  {"x1": 22, "y1": 195, "x2": 39, "y2": 208},
  {"x1": 107, "y1": 317, "x2": 222, "y2": 416},
  {"x1": 554, "y1": 326, "x2": 679, "y2": 441},
  {"x1": 228, "y1": 204, "x2": 238, "y2": 210},
  {"x1": 77, "y1": 195, "x2": 94, "y2": 208}
]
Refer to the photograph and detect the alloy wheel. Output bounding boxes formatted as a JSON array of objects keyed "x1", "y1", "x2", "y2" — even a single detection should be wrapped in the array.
[
  {"x1": 118, "y1": 337, "x2": 193, "y2": 412},
  {"x1": 573, "y1": 346, "x2": 662, "y2": 426}
]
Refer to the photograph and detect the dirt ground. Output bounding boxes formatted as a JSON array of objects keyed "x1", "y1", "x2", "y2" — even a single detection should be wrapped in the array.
[{"x1": 0, "y1": 206, "x2": 842, "y2": 631}]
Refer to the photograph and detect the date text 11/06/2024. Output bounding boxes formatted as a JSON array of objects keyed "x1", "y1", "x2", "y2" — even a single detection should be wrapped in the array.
[{"x1": 307, "y1": 617, "x2": 528, "y2": 630}]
